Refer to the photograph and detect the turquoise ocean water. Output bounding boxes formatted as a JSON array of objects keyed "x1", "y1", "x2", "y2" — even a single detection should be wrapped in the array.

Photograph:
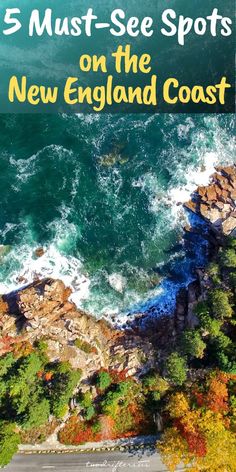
[{"x1": 0, "y1": 114, "x2": 235, "y2": 323}]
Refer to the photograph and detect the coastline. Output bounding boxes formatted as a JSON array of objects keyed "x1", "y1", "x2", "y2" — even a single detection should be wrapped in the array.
[
  {"x1": 1, "y1": 165, "x2": 235, "y2": 363},
  {"x1": 0, "y1": 164, "x2": 235, "y2": 461},
  {"x1": 0, "y1": 154, "x2": 234, "y2": 324},
  {"x1": 140, "y1": 164, "x2": 235, "y2": 305}
]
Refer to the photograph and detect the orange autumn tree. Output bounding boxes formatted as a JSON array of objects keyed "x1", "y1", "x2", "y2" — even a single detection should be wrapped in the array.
[{"x1": 159, "y1": 372, "x2": 236, "y2": 472}]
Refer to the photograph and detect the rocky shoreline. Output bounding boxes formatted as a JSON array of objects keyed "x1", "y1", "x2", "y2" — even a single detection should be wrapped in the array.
[
  {"x1": 0, "y1": 165, "x2": 235, "y2": 379},
  {"x1": 125, "y1": 165, "x2": 236, "y2": 340},
  {"x1": 175, "y1": 165, "x2": 236, "y2": 333},
  {"x1": 0, "y1": 278, "x2": 155, "y2": 379}
]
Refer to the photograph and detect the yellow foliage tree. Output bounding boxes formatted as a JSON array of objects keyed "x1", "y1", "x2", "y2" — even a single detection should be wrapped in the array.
[{"x1": 158, "y1": 373, "x2": 236, "y2": 472}]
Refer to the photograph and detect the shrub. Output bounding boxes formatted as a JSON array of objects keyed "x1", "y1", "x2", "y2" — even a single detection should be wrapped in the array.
[
  {"x1": 52, "y1": 402, "x2": 68, "y2": 419},
  {"x1": 195, "y1": 301, "x2": 210, "y2": 321},
  {"x1": 207, "y1": 262, "x2": 221, "y2": 283},
  {"x1": 85, "y1": 406, "x2": 96, "y2": 421},
  {"x1": 181, "y1": 330, "x2": 206, "y2": 359},
  {"x1": 101, "y1": 381, "x2": 135, "y2": 418},
  {"x1": 91, "y1": 420, "x2": 101, "y2": 435},
  {"x1": 142, "y1": 374, "x2": 169, "y2": 395},
  {"x1": 114, "y1": 409, "x2": 135, "y2": 435},
  {"x1": 12, "y1": 341, "x2": 33, "y2": 359},
  {"x1": 58, "y1": 416, "x2": 101, "y2": 445},
  {"x1": 78, "y1": 391, "x2": 93, "y2": 409},
  {"x1": 166, "y1": 353, "x2": 187, "y2": 386},
  {"x1": 54, "y1": 361, "x2": 72, "y2": 375},
  {"x1": 20, "y1": 419, "x2": 59, "y2": 445},
  {"x1": 95, "y1": 370, "x2": 112, "y2": 391},
  {"x1": 74, "y1": 338, "x2": 98, "y2": 354},
  {"x1": 34, "y1": 339, "x2": 48, "y2": 352}
]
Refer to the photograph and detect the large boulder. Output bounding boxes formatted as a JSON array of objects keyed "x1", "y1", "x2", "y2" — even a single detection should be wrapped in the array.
[{"x1": 184, "y1": 165, "x2": 236, "y2": 236}]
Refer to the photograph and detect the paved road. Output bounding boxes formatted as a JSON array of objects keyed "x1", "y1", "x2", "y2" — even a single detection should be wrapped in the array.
[{"x1": 4, "y1": 450, "x2": 181, "y2": 472}]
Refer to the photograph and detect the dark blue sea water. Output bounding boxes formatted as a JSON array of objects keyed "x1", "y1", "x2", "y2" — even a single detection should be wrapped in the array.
[{"x1": 0, "y1": 114, "x2": 234, "y2": 322}]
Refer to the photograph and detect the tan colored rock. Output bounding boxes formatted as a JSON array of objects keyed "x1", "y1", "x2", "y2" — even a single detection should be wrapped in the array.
[
  {"x1": 0, "y1": 278, "x2": 155, "y2": 378},
  {"x1": 217, "y1": 166, "x2": 235, "y2": 181},
  {"x1": 46, "y1": 339, "x2": 61, "y2": 361},
  {"x1": 200, "y1": 204, "x2": 224, "y2": 224},
  {"x1": 214, "y1": 173, "x2": 232, "y2": 190},
  {"x1": 218, "y1": 189, "x2": 230, "y2": 203},
  {"x1": 197, "y1": 186, "x2": 206, "y2": 198},
  {"x1": 199, "y1": 203, "x2": 210, "y2": 219},
  {"x1": 34, "y1": 247, "x2": 45, "y2": 258},
  {"x1": 184, "y1": 201, "x2": 197, "y2": 213},
  {"x1": 184, "y1": 166, "x2": 236, "y2": 235},
  {"x1": 206, "y1": 186, "x2": 217, "y2": 201},
  {"x1": 0, "y1": 314, "x2": 17, "y2": 335},
  {"x1": 222, "y1": 216, "x2": 236, "y2": 236},
  {"x1": 223, "y1": 167, "x2": 236, "y2": 179},
  {"x1": 214, "y1": 201, "x2": 225, "y2": 211}
]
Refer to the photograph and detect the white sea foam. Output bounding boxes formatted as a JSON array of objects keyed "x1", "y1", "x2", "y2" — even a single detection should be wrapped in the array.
[
  {"x1": 0, "y1": 243, "x2": 91, "y2": 303},
  {"x1": 168, "y1": 152, "x2": 217, "y2": 204},
  {"x1": 177, "y1": 117, "x2": 195, "y2": 139},
  {"x1": 9, "y1": 145, "x2": 73, "y2": 189},
  {"x1": 108, "y1": 273, "x2": 127, "y2": 293}
]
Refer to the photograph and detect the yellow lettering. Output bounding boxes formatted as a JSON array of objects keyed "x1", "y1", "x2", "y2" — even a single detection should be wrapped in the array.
[
  {"x1": 64, "y1": 77, "x2": 78, "y2": 105},
  {"x1": 163, "y1": 78, "x2": 179, "y2": 104},
  {"x1": 8, "y1": 76, "x2": 26, "y2": 103},
  {"x1": 216, "y1": 77, "x2": 231, "y2": 105},
  {"x1": 40, "y1": 86, "x2": 58, "y2": 104}
]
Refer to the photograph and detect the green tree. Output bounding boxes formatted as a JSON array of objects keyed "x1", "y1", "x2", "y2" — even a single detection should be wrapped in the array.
[
  {"x1": 220, "y1": 248, "x2": 236, "y2": 269},
  {"x1": 182, "y1": 330, "x2": 206, "y2": 359},
  {"x1": 85, "y1": 405, "x2": 96, "y2": 421},
  {"x1": 78, "y1": 391, "x2": 96, "y2": 420},
  {"x1": 0, "y1": 353, "x2": 15, "y2": 377},
  {"x1": 21, "y1": 399, "x2": 50, "y2": 430},
  {"x1": 101, "y1": 381, "x2": 136, "y2": 418},
  {"x1": 7, "y1": 352, "x2": 44, "y2": 416},
  {"x1": 49, "y1": 363, "x2": 81, "y2": 418},
  {"x1": 79, "y1": 391, "x2": 93, "y2": 409},
  {"x1": 207, "y1": 262, "x2": 221, "y2": 284},
  {"x1": 143, "y1": 374, "x2": 169, "y2": 394},
  {"x1": 95, "y1": 371, "x2": 112, "y2": 391},
  {"x1": 216, "y1": 352, "x2": 236, "y2": 374},
  {"x1": 197, "y1": 310, "x2": 222, "y2": 337},
  {"x1": 166, "y1": 353, "x2": 187, "y2": 386},
  {"x1": 209, "y1": 289, "x2": 233, "y2": 320},
  {"x1": 213, "y1": 332, "x2": 232, "y2": 350},
  {"x1": 229, "y1": 271, "x2": 236, "y2": 292}
]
